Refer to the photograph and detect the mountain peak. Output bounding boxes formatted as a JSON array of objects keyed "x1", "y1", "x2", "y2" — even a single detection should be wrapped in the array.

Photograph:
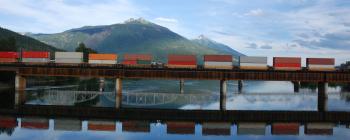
[
  {"x1": 124, "y1": 18, "x2": 152, "y2": 25},
  {"x1": 197, "y1": 34, "x2": 210, "y2": 40}
]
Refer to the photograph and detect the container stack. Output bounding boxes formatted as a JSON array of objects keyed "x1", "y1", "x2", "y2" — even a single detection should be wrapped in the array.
[
  {"x1": 305, "y1": 123, "x2": 334, "y2": 135},
  {"x1": 122, "y1": 121, "x2": 150, "y2": 132},
  {"x1": 167, "y1": 55, "x2": 197, "y2": 69},
  {"x1": 54, "y1": 118, "x2": 82, "y2": 131},
  {"x1": 202, "y1": 122, "x2": 231, "y2": 136},
  {"x1": 55, "y1": 52, "x2": 83, "y2": 64},
  {"x1": 21, "y1": 117, "x2": 49, "y2": 129},
  {"x1": 0, "y1": 116, "x2": 17, "y2": 128},
  {"x1": 204, "y1": 55, "x2": 233, "y2": 69},
  {"x1": 0, "y1": 52, "x2": 18, "y2": 63},
  {"x1": 307, "y1": 58, "x2": 335, "y2": 71},
  {"x1": 273, "y1": 57, "x2": 301, "y2": 71},
  {"x1": 271, "y1": 123, "x2": 299, "y2": 135},
  {"x1": 88, "y1": 54, "x2": 117, "y2": 64},
  {"x1": 88, "y1": 120, "x2": 116, "y2": 131},
  {"x1": 22, "y1": 51, "x2": 50, "y2": 63},
  {"x1": 239, "y1": 56, "x2": 268, "y2": 70},
  {"x1": 166, "y1": 121, "x2": 195, "y2": 134},
  {"x1": 122, "y1": 54, "x2": 152, "y2": 65},
  {"x1": 237, "y1": 122, "x2": 266, "y2": 135}
]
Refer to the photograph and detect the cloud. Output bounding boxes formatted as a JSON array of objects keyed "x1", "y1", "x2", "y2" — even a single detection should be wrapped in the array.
[
  {"x1": 260, "y1": 45, "x2": 273, "y2": 49},
  {"x1": 244, "y1": 9, "x2": 265, "y2": 16},
  {"x1": 154, "y1": 17, "x2": 178, "y2": 23},
  {"x1": 294, "y1": 31, "x2": 350, "y2": 50},
  {"x1": 246, "y1": 43, "x2": 258, "y2": 49}
]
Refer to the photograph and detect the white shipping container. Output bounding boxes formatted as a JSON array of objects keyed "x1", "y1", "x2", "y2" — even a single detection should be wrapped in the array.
[
  {"x1": 238, "y1": 122, "x2": 266, "y2": 129},
  {"x1": 240, "y1": 56, "x2": 268, "y2": 63},
  {"x1": 306, "y1": 123, "x2": 334, "y2": 129},
  {"x1": 88, "y1": 60, "x2": 117, "y2": 64},
  {"x1": 55, "y1": 58, "x2": 83, "y2": 63},
  {"x1": 204, "y1": 61, "x2": 232, "y2": 66},
  {"x1": 55, "y1": 52, "x2": 83, "y2": 59},
  {"x1": 22, "y1": 58, "x2": 50, "y2": 63},
  {"x1": 54, "y1": 118, "x2": 82, "y2": 131},
  {"x1": 202, "y1": 122, "x2": 231, "y2": 129},
  {"x1": 240, "y1": 63, "x2": 267, "y2": 67}
]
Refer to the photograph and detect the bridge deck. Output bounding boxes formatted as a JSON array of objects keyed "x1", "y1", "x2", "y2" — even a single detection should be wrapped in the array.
[{"x1": 0, "y1": 63, "x2": 350, "y2": 82}]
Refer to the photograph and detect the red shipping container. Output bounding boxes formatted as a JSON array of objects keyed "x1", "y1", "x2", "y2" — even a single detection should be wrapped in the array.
[
  {"x1": 88, "y1": 124, "x2": 116, "y2": 131},
  {"x1": 204, "y1": 55, "x2": 232, "y2": 62},
  {"x1": 0, "y1": 52, "x2": 19, "y2": 58},
  {"x1": 272, "y1": 123, "x2": 299, "y2": 135},
  {"x1": 273, "y1": 57, "x2": 301, "y2": 63},
  {"x1": 274, "y1": 63, "x2": 301, "y2": 67},
  {"x1": 122, "y1": 60, "x2": 137, "y2": 65},
  {"x1": 168, "y1": 61, "x2": 197, "y2": 65},
  {"x1": 124, "y1": 54, "x2": 152, "y2": 61},
  {"x1": 21, "y1": 122, "x2": 49, "y2": 129},
  {"x1": 168, "y1": 55, "x2": 196, "y2": 62},
  {"x1": 0, "y1": 117, "x2": 17, "y2": 128},
  {"x1": 22, "y1": 51, "x2": 49, "y2": 58},
  {"x1": 307, "y1": 58, "x2": 334, "y2": 65}
]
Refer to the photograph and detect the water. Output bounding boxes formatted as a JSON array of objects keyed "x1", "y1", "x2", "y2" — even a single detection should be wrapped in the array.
[{"x1": 1, "y1": 77, "x2": 350, "y2": 139}]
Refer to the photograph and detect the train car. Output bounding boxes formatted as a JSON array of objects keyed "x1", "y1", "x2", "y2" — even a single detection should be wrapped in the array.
[
  {"x1": 122, "y1": 54, "x2": 152, "y2": 68},
  {"x1": 239, "y1": 56, "x2": 268, "y2": 70},
  {"x1": 167, "y1": 55, "x2": 197, "y2": 69},
  {"x1": 55, "y1": 52, "x2": 83, "y2": 65},
  {"x1": 204, "y1": 55, "x2": 233, "y2": 69},
  {"x1": 273, "y1": 57, "x2": 301, "y2": 71},
  {"x1": 22, "y1": 51, "x2": 50, "y2": 64},
  {"x1": 88, "y1": 53, "x2": 117, "y2": 65},
  {"x1": 307, "y1": 58, "x2": 335, "y2": 71},
  {"x1": 0, "y1": 52, "x2": 19, "y2": 63}
]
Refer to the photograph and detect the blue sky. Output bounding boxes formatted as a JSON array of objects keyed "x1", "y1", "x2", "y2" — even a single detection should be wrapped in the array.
[{"x1": 0, "y1": 0, "x2": 350, "y2": 64}]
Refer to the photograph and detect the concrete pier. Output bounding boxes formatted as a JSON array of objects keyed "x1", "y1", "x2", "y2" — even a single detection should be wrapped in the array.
[
  {"x1": 180, "y1": 79, "x2": 184, "y2": 94},
  {"x1": 238, "y1": 80, "x2": 243, "y2": 93},
  {"x1": 115, "y1": 78, "x2": 122, "y2": 109},
  {"x1": 318, "y1": 82, "x2": 328, "y2": 112},
  {"x1": 15, "y1": 75, "x2": 26, "y2": 91},
  {"x1": 293, "y1": 81, "x2": 300, "y2": 93},
  {"x1": 220, "y1": 80, "x2": 227, "y2": 110}
]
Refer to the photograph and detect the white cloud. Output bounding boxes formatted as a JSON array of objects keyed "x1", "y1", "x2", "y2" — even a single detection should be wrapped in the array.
[
  {"x1": 154, "y1": 17, "x2": 178, "y2": 23},
  {"x1": 244, "y1": 8, "x2": 265, "y2": 16}
]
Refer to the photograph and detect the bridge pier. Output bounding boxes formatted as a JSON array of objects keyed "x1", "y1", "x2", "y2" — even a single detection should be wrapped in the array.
[
  {"x1": 318, "y1": 82, "x2": 328, "y2": 112},
  {"x1": 238, "y1": 80, "x2": 243, "y2": 93},
  {"x1": 220, "y1": 80, "x2": 227, "y2": 110},
  {"x1": 293, "y1": 81, "x2": 300, "y2": 93},
  {"x1": 15, "y1": 75, "x2": 26, "y2": 91},
  {"x1": 115, "y1": 78, "x2": 122, "y2": 109},
  {"x1": 99, "y1": 78, "x2": 105, "y2": 92},
  {"x1": 180, "y1": 79, "x2": 184, "y2": 94}
]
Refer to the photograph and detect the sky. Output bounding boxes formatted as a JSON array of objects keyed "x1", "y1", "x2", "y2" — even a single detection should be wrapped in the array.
[{"x1": 0, "y1": 0, "x2": 350, "y2": 64}]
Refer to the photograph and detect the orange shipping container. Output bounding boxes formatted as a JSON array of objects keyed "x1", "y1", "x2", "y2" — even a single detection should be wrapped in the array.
[{"x1": 89, "y1": 54, "x2": 117, "y2": 60}]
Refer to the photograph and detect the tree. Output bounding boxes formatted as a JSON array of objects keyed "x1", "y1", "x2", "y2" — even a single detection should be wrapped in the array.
[{"x1": 75, "y1": 43, "x2": 97, "y2": 62}]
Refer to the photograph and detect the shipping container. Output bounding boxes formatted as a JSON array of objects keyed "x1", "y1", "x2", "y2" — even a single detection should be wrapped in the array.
[
  {"x1": 122, "y1": 60, "x2": 137, "y2": 65},
  {"x1": 54, "y1": 118, "x2": 82, "y2": 131},
  {"x1": 21, "y1": 117, "x2": 49, "y2": 129},
  {"x1": 168, "y1": 55, "x2": 196, "y2": 62},
  {"x1": 307, "y1": 58, "x2": 335, "y2": 65},
  {"x1": 22, "y1": 58, "x2": 50, "y2": 63},
  {"x1": 308, "y1": 65, "x2": 335, "y2": 71},
  {"x1": 122, "y1": 121, "x2": 150, "y2": 132},
  {"x1": 305, "y1": 123, "x2": 334, "y2": 135},
  {"x1": 239, "y1": 56, "x2": 267, "y2": 64},
  {"x1": 0, "y1": 58, "x2": 17, "y2": 63},
  {"x1": 168, "y1": 61, "x2": 197, "y2": 65},
  {"x1": 237, "y1": 122, "x2": 266, "y2": 135},
  {"x1": 273, "y1": 57, "x2": 301, "y2": 63},
  {"x1": 166, "y1": 121, "x2": 195, "y2": 134},
  {"x1": 88, "y1": 120, "x2": 116, "y2": 131},
  {"x1": 202, "y1": 122, "x2": 231, "y2": 136},
  {"x1": 55, "y1": 58, "x2": 83, "y2": 64},
  {"x1": 204, "y1": 61, "x2": 233, "y2": 69},
  {"x1": 124, "y1": 54, "x2": 152, "y2": 61},
  {"x1": 22, "y1": 51, "x2": 49, "y2": 58},
  {"x1": 271, "y1": 123, "x2": 299, "y2": 135},
  {"x1": 204, "y1": 55, "x2": 232, "y2": 62},
  {"x1": 89, "y1": 54, "x2": 117, "y2": 60},
  {"x1": 0, "y1": 116, "x2": 17, "y2": 128},
  {"x1": 88, "y1": 60, "x2": 117, "y2": 64},
  {"x1": 0, "y1": 52, "x2": 19, "y2": 58},
  {"x1": 55, "y1": 52, "x2": 83, "y2": 59}
]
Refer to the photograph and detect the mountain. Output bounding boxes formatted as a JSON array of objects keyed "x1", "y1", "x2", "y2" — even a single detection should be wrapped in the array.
[
  {"x1": 192, "y1": 35, "x2": 244, "y2": 57},
  {"x1": 0, "y1": 27, "x2": 60, "y2": 52},
  {"x1": 27, "y1": 18, "x2": 244, "y2": 62}
]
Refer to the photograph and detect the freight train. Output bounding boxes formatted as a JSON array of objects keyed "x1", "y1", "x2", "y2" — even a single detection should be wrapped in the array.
[{"x1": 0, "y1": 51, "x2": 338, "y2": 71}]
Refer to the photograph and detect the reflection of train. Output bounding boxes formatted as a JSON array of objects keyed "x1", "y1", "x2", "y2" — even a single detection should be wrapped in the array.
[{"x1": 0, "y1": 51, "x2": 337, "y2": 71}]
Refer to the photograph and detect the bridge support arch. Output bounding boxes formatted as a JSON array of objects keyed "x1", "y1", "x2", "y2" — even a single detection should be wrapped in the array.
[
  {"x1": 318, "y1": 82, "x2": 328, "y2": 112},
  {"x1": 115, "y1": 78, "x2": 122, "y2": 109},
  {"x1": 293, "y1": 81, "x2": 300, "y2": 93},
  {"x1": 180, "y1": 79, "x2": 184, "y2": 94},
  {"x1": 220, "y1": 80, "x2": 227, "y2": 110}
]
